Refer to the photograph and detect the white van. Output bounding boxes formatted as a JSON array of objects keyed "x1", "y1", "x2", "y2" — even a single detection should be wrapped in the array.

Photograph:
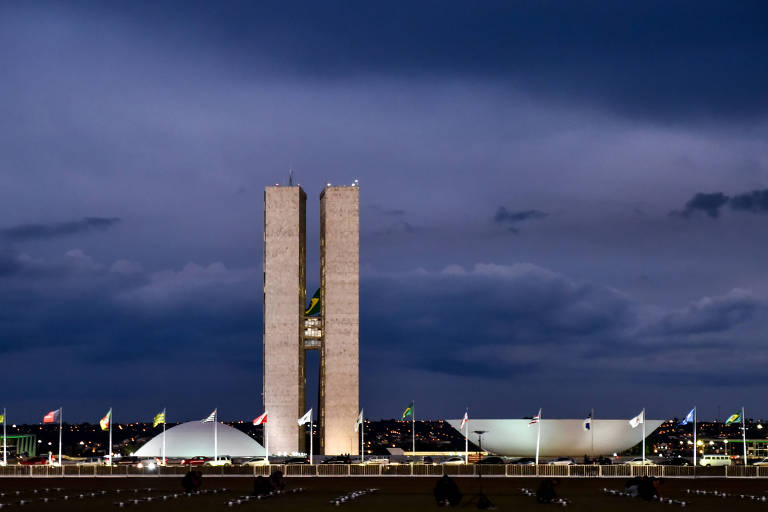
[{"x1": 699, "y1": 454, "x2": 732, "y2": 467}]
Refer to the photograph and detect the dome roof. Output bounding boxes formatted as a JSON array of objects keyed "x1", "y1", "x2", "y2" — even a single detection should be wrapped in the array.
[{"x1": 134, "y1": 421, "x2": 265, "y2": 458}]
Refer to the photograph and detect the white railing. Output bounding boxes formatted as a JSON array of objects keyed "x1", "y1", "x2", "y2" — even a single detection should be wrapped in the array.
[{"x1": 0, "y1": 463, "x2": 760, "y2": 478}]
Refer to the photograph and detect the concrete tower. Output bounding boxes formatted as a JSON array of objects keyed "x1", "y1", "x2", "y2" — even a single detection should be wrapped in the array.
[
  {"x1": 263, "y1": 185, "x2": 306, "y2": 455},
  {"x1": 263, "y1": 182, "x2": 359, "y2": 457},
  {"x1": 319, "y1": 186, "x2": 360, "y2": 455}
]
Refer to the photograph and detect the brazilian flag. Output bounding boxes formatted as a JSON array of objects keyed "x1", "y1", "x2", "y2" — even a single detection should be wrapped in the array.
[
  {"x1": 725, "y1": 412, "x2": 742, "y2": 425},
  {"x1": 402, "y1": 402, "x2": 414, "y2": 420},
  {"x1": 305, "y1": 288, "x2": 321, "y2": 316}
]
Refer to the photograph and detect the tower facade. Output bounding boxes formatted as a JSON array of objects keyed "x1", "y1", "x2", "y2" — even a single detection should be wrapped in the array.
[
  {"x1": 263, "y1": 186, "x2": 306, "y2": 454},
  {"x1": 319, "y1": 186, "x2": 360, "y2": 455},
  {"x1": 263, "y1": 183, "x2": 359, "y2": 456}
]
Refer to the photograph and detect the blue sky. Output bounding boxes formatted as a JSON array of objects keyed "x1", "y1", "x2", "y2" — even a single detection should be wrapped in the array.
[{"x1": 2, "y1": 1, "x2": 768, "y2": 423}]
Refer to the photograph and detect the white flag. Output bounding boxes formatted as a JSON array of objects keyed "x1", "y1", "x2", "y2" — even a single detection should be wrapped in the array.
[
  {"x1": 460, "y1": 410, "x2": 469, "y2": 431},
  {"x1": 628, "y1": 410, "x2": 644, "y2": 429},
  {"x1": 354, "y1": 409, "x2": 364, "y2": 432},
  {"x1": 298, "y1": 409, "x2": 312, "y2": 426},
  {"x1": 202, "y1": 409, "x2": 217, "y2": 423}
]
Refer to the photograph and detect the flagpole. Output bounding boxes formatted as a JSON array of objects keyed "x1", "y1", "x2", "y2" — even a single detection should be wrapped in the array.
[
  {"x1": 162, "y1": 409, "x2": 167, "y2": 465},
  {"x1": 591, "y1": 408, "x2": 595, "y2": 457},
  {"x1": 309, "y1": 409, "x2": 313, "y2": 466},
  {"x1": 58, "y1": 407, "x2": 62, "y2": 467},
  {"x1": 535, "y1": 409, "x2": 542, "y2": 465},
  {"x1": 3, "y1": 407, "x2": 6, "y2": 466},
  {"x1": 214, "y1": 409, "x2": 218, "y2": 462},
  {"x1": 108, "y1": 408, "x2": 113, "y2": 466},
  {"x1": 693, "y1": 407, "x2": 697, "y2": 470},
  {"x1": 264, "y1": 416, "x2": 269, "y2": 463},
  {"x1": 464, "y1": 411, "x2": 469, "y2": 464},
  {"x1": 742, "y1": 406, "x2": 747, "y2": 466},
  {"x1": 361, "y1": 411, "x2": 365, "y2": 464},
  {"x1": 641, "y1": 408, "x2": 646, "y2": 464},
  {"x1": 412, "y1": 400, "x2": 415, "y2": 457}
]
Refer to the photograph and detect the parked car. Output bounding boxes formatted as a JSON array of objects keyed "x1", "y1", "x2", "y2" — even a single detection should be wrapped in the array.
[
  {"x1": 441, "y1": 457, "x2": 466, "y2": 465},
  {"x1": 699, "y1": 454, "x2": 731, "y2": 467},
  {"x1": 624, "y1": 458, "x2": 657, "y2": 466},
  {"x1": 242, "y1": 457, "x2": 270, "y2": 467},
  {"x1": 476, "y1": 456, "x2": 506, "y2": 465},
  {"x1": 181, "y1": 456, "x2": 210, "y2": 466},
  {"x1": 547, "y1": 457, "x2": 575, "y2": 465},
  {"x1": 115, "y1": 456, "x2": 140, "y2": 466},
  {"x1": 321, "y1": 455, "x2": 351, "y2": 464},
  {"x1": 20, "y1": 456, "x2": 49, "y2": 466},
  {"x1": 591, "y1": 456, "x2": 613, "y2": 465},
  {"x1": 283, "y1": 457, "x2": 310, "y2": 465},
  {"x1": 204, "y1": 456, "x2": 232, "y2": 467},
  {"x1": 658, "y1": 457, "x2": 692, "y2": 466},
  {"x1": 136, "y1": 459, "x2": 159, "y2": 469},
  {"x1": 753, "y1": 457, "x2": 768, "y2": 466},
  {"x1": 362, "y1": 457, "x2": 388, "y2": 465}
]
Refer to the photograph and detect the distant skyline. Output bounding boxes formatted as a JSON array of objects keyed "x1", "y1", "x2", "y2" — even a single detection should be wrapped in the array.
[{"x1": 2, "y1": 1, "x2": 768, "y2": 423}]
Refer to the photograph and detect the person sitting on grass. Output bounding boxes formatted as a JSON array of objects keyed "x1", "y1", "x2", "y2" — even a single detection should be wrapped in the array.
[
  {"x1": 536, "y1": 478, "x2": 559, "y2": 504},
  {"x1": 434, "y1": 474, "x2": 462, "y2": 506}
]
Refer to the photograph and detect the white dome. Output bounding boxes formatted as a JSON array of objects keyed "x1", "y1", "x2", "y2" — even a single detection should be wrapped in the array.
[{"x1": 134, "y1": 421, "x2": 265, "y2": 458}]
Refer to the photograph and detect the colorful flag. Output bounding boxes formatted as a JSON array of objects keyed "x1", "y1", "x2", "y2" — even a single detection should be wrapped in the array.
[
  {"x1": 0, "y1": 413, "x2": 4, "y2": 424},
  {"x1": 99, "y1": 409, "x2": 112, "y2": 431},
  {"x1": 584, "y1": 412, "x2": 592, "y2": 431},
  {"x1": 725, "y1": 412, "x2": 742, "y2": 425},
  {"x1": 201, "y1": 409, "x2": 216, "y2": 423},
  {"x1": 629, "y1": 410, "x2": 644, "y2": 428},
  {"x1": 354, "y1": 409, "x2": 364, "y2": 432},
  {"x1": 153, "y1": 410, "x2": 166, "y2": 428},
  {"x1": 43, "y1": 409, "x2": 60, "y2": 424},
  {"x1": 305, "y1": 288, "x2": 322, "y2": 316},
  {"x1": 253, "y1": 412, "x2": 268, "y2": 425},
  {"x1": 460, "y1": 410, "x2": 469, "y2": 431},
  {"x1": 298, "y1": 409, "x2": 312, "y2": 426},
  {"x1": 527, "y1": 410, "x2": 541, "y2": 427},
  {"x1": 679, "y1": 408, "x2": 695, "y2": 426},
  {"x1": 401, "y1": 402, "x2": 414, "y2": 420}
]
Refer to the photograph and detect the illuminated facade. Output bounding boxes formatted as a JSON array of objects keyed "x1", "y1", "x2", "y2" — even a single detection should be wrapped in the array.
[{"x1": 263, "y1": 184, "x2": 359, "y2": 456}]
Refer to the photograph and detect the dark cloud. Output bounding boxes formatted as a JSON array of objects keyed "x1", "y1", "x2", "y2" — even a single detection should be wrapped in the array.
[
  {"x1": 647, "y1": 289, "x2": 760, "y2": 336},
  {"x1": 673, "y1": 192, "x2": 729, "y2": 218},
  {"x1": 493, "y1": 207, "x2": 548, "y2": 233},
  {"x1": 729, "y1": 189, "x2": 768, "y2": 213},
  {"x1": 1, "y1": 217, "x2": 121, "y2": 242},
  {"x1": 673, "y1": 188, "x2": 768, "y2": 219}
]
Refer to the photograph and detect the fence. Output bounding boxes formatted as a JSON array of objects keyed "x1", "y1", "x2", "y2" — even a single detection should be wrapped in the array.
[{"x1": 1, "y1": 464, "x2": 767, "y2": 478}]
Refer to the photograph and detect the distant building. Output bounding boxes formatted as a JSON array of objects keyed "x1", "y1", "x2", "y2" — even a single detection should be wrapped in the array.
[{"x1": 263, "y1": 184, "x2": 360, "y2": 456}]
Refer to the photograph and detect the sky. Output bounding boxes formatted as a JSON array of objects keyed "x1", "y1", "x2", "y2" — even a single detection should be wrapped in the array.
[{"x1": 2, "y1": 1, "x2": 768, "y2": 424}]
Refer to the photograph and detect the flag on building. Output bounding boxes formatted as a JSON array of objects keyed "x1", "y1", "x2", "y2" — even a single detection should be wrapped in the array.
[
  {"x1": 528, "y1": 410, "x2": 541, "y2": 427},
  {"x1": 460, "y1": 410, "x2": 469, "y2": 431},
  {"x1": 43, "y1": 409, "x2": 61, "y2": 424},
  {"x1": 679, "y1": 408, "x2": 695, "y2": 426},
  {"x1": 401, "y1": 402, "x2": 414, "y2": 420},
  {"x1": 253, "y1": 412, "x2": 268, "y2": 426},
  {"x1": 725, "y1": 412, "x2": 742, "y2": 425},
  {"x1": 584, "y1": 412, "x2": 592, "y2": 431},
  {"x1": 305, "y1": 288, "x2": 322, "y2": 316},
  {"x1": 0, "y1": 412, "x2": 4, "y2": 424},
  {"x1": 629, "y1": 410, "x2": 644, "y2": 428},
  {"x1": 298, "y1": 409, "x2": 312, "y2": 426},
  {"x1": 202, "y1": 409, "x2": 216, "y2": 423},
  {"x1": 354, "y1": 409, "x2": 364, "y2": 432},
  {"x1": 153, "y1": 410, "x2": 165, "y2": 428},
  {"x1": 99, "y1": 409, "x2": 112, "y2": 431}
]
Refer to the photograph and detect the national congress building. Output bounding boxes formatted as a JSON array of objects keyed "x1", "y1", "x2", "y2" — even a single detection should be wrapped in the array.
[{"x1": 263, "y1": 183, "x2": 359, "y2": 456}]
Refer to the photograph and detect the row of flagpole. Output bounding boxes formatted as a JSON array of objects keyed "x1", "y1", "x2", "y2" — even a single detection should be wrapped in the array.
[{"x1": 1, "y1": 404, "x2": 752, "y2": 466}]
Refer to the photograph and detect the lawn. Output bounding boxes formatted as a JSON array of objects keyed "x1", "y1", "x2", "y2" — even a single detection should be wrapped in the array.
[{"x1": 1, "y1": 476, "x2": 767, "y2": 511}]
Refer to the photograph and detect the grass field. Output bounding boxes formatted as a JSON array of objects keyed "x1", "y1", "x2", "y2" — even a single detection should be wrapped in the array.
[{"x1": 1, "y1": 476, "x2": 768, "y2": 511}]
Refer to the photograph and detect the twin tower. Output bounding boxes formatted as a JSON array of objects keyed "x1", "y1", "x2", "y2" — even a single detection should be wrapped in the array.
[{"x1": 263, "y1": 184, "x2": 359, "y2": 456}]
